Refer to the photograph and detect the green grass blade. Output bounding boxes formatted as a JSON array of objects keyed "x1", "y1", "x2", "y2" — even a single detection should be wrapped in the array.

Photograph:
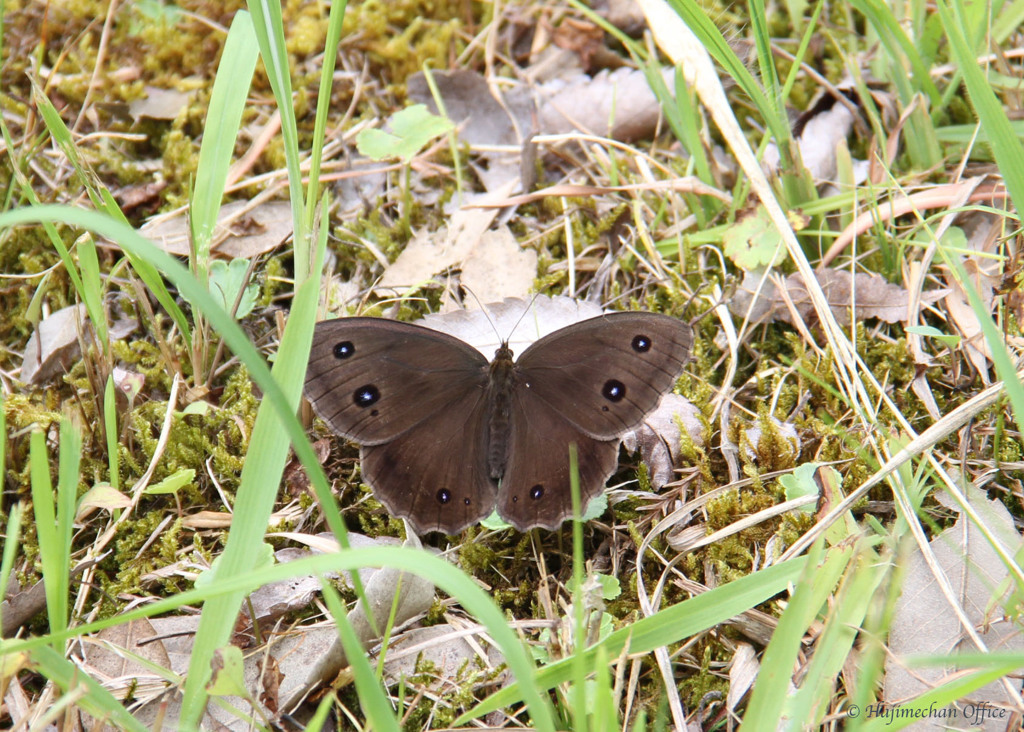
[
  {"x1": 662, "y1": 0, "x2": 787, "y2": 149},
  {"x1": 55, "y1": 418, "x2": 81, "y2": 629},
  {"x1": 103, "y1": 374, "x2": 119, "y2": 491},
  {"x1": 935, "y1": 0, "x2": 1024, "y2": 214},
  {"x1": 0, "y1": 504, "x2": 23, "y2": 634},
  {"x1": 247, "y1": 0, "x2": 309, "y2": 278},
  {"x1": 24, "y1": 87, "x2": 191, "y2": 345},
  {"x1": 190, "y1": 10, "x2": 259, "y2": 274},
  {"x1": 76, "y1": 236, "x2": 107, "y2": 347},
  {"x1": 783, "y1": 546, "x2": 886, "y2": 728},
  {"x1": 459, "y1": 554, "x2": 809, "y2": 723},
  {"x1": 29, "y1": 429, "x2": 64, "y2": 640},
  {"x1": 321, "y1": 580, "x2": 401, "y2": 732},
  {"x1": 740, "y1": 541, "x2": 854, "y2": 730},
  {"x1": 304, "y1": 0, "x2": 349, "y2": 267}
]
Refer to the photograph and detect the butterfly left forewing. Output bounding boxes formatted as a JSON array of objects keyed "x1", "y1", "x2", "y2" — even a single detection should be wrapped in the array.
[
  {"x1": 305, "y1": 317, "x2": 490, "y2": 444},
  {"x1": 513, "y1": 312, "x2": 692, "y2": 439}
]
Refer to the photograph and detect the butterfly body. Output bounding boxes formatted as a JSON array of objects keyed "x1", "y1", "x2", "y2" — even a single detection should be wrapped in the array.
[{"x1": 305, "y1": 312, "x2": 692, "y2": 534}]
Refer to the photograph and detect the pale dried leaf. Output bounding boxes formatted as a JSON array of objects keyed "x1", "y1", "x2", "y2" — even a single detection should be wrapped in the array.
[
  {"x1": 377, "y1": 207, "x2": 498, "y2": 292},
  {"x1": 380, "y1": 624, "x2": 504, "y2": 688},
  {"x1": 727, "y1": 643, "x2": 759, "y2": 711},
  {"x1": 128, "y1": 85, "x2": 192, "y2": 121},
  {"x1": 764, "y1": 92, "x2": 863, "y2": 183},
  {"x1": 942, "y1": 220, "x2": 1000, "y2": 381},
  {"x1": 77, "y1": 619, "x2": 195, "y2": 730},
  {"x1": 539, "y1": 67, "x2": 673, "y2": 141},
  {"x1": 418, "y1": 294, "x2": 604, "y2": 357},
  {"x1": 346, "y1": 541, "x2": 436, "y2": 646},
  {"x1": 730, "y1": 269, "x2": 948, "y2": 326},
  {"x1": 77, "y1": 483, "x2": 132, "y2": 518},
  {"x1": 460, "y1": 226, "x2": 539, "y2": 306}
]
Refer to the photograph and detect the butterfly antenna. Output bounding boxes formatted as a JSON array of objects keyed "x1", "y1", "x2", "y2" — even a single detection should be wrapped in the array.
[
  {"x1": 504, "y1": 291, "x2": 542, "y2": 344},
  {"x1": 461, "y1": 285, "x2": 505, "y2": 343}
]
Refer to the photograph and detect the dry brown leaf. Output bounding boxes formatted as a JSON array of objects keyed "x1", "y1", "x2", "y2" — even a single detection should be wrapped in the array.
[
  {"x1": 15, "y1": 303, "x2": 139, "y2": 383},
  {"x1": 730, "y1": 269, "x2": 948, "y2": 326},
  {"x1": 883, "y1": 484, "x2": 1024, "y2": 729},
  {"x1": 379, "y1": 624, "x2": 505, "y2": 688},
  {"x1": 76, "y1": 619, "x2": 190, "y2": 730},
  {"x1": 141, "y1": 199, "x2": 292, "y2": 258},
  {"x1": 942, "y1": 214, "x2": 1002, "y2": 382}
]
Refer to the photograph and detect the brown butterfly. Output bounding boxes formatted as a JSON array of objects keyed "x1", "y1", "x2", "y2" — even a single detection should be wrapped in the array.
[{"x1": 304, "y1": 311, "x2": 692, "y2": 534}]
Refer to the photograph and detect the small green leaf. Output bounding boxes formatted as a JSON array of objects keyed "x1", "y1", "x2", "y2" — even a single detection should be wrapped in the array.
[
  {"x1": 594, "y1": 574, "x2": 622, "y2": 601},
  {"x1": 478, "y1": 492, "x2": 607, "y2": 530},
  {"x1": 144, "y1": 468, "x2": 196, "y2": 496},
  {"x1": 580, "y1": 492, "x2": 608, "y2": 522},
  {"x1": 206, "y1": 646, "x2": 248, "y2": 697},
  {"x1": 207, "y1": 258, "x2": 258, "y2": 318},
  {"x1": 722, "y1": 207, "x2": 788, "y2": 270},
  {"x1": 356, "y1": 104, "x2": 455, "y2": 163},
  {"x1": 480, "y1": 510, "x2": 511, "y2": 531},
  {"x1": 906, "y1": 325, "x2": 961, "y2": 347},
  {"x1": 777, "y1": 463, "x2": 825, "y2": 513},
  {"x1": 181, "y1": 400, "x2": 212, "y2": 416}
]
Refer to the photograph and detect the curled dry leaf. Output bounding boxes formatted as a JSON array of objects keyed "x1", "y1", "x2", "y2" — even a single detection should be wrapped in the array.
[
  {"x1": 621, "y1": 393, "x2": 702, "y2": 489},
  {"x1": 729, "y1": 269, "x2": 949, "y2": 327},
  {"x1": 20, "y1": 303, "x2": 137, "y2": 384},
  {"x1": 763, "y1": 88, "x2": 868, "y2": 185}
]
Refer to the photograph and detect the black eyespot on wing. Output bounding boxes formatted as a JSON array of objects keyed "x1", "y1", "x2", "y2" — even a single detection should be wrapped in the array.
[
  {"x1": 353, "y1": 384, "x2": 380, "y2": 407},
  {"x1": 333, "y1": 340, "x2": 356, "y2": 359},
  {"x1": 529, "y1": 484, "x2": 544, "y2": 501},
  {"x1": 631, "y1": 334, "x2": 652, "y2": 352},
  {"x1": 602, "y1": 379, "x2": 625, "y2": 402},
  {"x1": 437, "y1": 488, "x2": 452, "y2": 505}
]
